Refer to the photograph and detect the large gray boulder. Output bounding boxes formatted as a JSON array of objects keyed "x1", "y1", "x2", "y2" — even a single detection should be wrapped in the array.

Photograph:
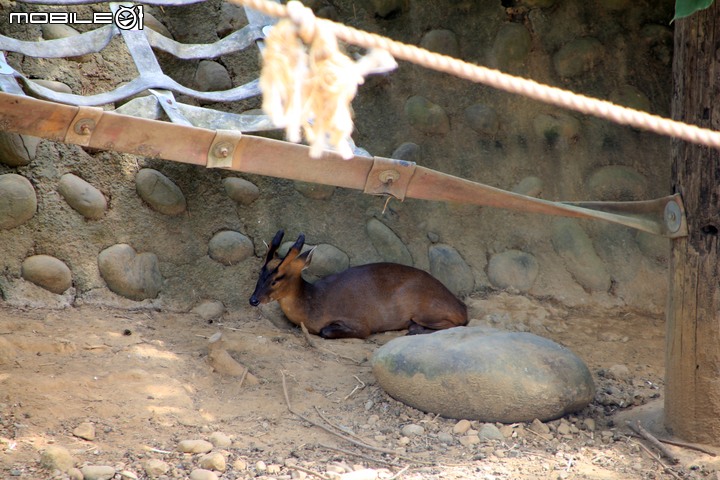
[{"x1": 372, "y1": 327, "x2": 595, "y2": 422}]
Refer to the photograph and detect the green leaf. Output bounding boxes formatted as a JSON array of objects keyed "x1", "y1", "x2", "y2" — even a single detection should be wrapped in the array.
[{"x1": 672, "y1": 0, "x2": 715, "y2": 22}]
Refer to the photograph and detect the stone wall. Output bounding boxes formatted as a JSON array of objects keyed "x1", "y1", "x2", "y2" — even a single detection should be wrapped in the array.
[{"x1": 0, "y1": 0, "x2": 674, "y2": 313}]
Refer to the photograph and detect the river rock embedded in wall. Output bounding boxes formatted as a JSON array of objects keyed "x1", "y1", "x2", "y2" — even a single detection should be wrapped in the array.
[
  {"x1": 58, "y1": 173, "x2": 107, "y2": 220},
  {"x1": 135, "y1": 168, "x2": 187, "y2": 216},
  {"x1": 21, "y1": 255, "x2": 73, "y2": 294},
  {"x1": 0, "y1": 174, "x2": 37, "y2": 230},
  {"x1": 305, "y1": 244, "x2": 349, "y2": 278},
  {"x1": 195, "y1": 60, "x2": 232, "y2": 92},
  {"x1": 586, "y1": 165, "x2": 647, "y2": 201},
  {"x1": 553, "y1": 37, "x2": 604, "y2": 78},
  {"x1": 428, "y1": 244, "x2": 474, "y2": 296},
  {"x1": 552, "y1": 219, "x2": 611, "y2": 292},
  {"x1": 208, "y1": 231, "x2": 254, "y2": 265},
  {"x1": 420, "y1": 29, "x2": 459, "y2": 57},
  {"x1": 464, "y1": 104, "x2": 499, "y2": 137},
  {"x1": 512, "y1": 176, "x2": 543, "y2": 197},
  {"x1": 532, "y1": 113, "x2": 580, "y2": 146},
  {"x1": 98, "y1": 244, "x2": 163, "y2": 301},
  {"x1": 0, "y1": 131, "x2": 40, "y2": 167},
  {"x1": 391, "y1": 142, "x2": 423, "y2": 163},
  {"x1": 371, "y1": 327, "x2": 595, "y2": 422},
  {"x1": 366, "y1": 219, "x2": 413, "y2": 266},
  {"x1": 487, "y1": 250, "x2": 538, "y2": 292},
  {"x1": 491, "y1": 23, "x2": 531, "y2": 72},
  {"x1": 294, "y1": 181, "x2": 335, "y2": 200},
  {"x1": 404, "y1": 96, "x2": 450, "y2": 135},
  {"x1": 222, "y1": 177, "x2": 260, "y2": 205}
]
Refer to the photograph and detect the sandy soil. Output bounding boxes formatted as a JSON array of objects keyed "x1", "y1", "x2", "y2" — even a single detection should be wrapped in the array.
[{"x1": 0, "y1": 293, "x2": 717, "y2": 479}]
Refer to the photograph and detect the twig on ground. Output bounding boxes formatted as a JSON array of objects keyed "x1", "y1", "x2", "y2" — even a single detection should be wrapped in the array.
[
  {"x1": 626, "y1": 421, "x2": 679, "y2": 464},
  {"x1": 287, "y1": 464, "x2": 331, "y2": 480},
  {"x1": 653, "y1": 437, "x2": 717, "y2": 457},
  {"x1": 344, "y1": 375, "x2": 366, "y2": 400},
  {"x1": 632, "y1": 439, "x2": 682, "y2": 480},
  {"x1": 525, "y1": 427, "x2": 552, "y2": 442},
  {"x1": 318, "y1": 443, "x2": 399, "y2": 467},
  {"x1": 280, "y1": 371, "x2": 432, "y2": 465},
  {"x1": 238, "y1": 366, "x2": 249, "y2": 388},
  {"x1": 388, "y1": 465, "x2": 410, "y2": 480},
  {"x1": 314, "y1": 406, "x2": 372, "y2": 444}
]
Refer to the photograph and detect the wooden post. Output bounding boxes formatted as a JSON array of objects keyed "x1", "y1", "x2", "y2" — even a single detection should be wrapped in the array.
[{"x1": 666, "y1": 2, "x2": 720, "y2": 443}]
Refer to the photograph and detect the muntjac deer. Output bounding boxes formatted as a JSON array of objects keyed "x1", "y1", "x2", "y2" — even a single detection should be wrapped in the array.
[{"x1": 249, "y1": 230, "x2": 468, "y2": 339}]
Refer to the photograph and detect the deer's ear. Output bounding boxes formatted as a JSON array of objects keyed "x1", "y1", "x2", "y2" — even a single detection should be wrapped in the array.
[{"x1": 296, "y1": 246, "x2": 315, "y2": 268}]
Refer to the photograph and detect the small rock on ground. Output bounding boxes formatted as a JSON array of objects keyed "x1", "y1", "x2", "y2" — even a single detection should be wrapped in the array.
[
  {"x1": 80, "y1": 465, "x2": 115, "y2": 480},
  {"x1": 177, "y1": 439, "x2": 214, "y2": 454}
]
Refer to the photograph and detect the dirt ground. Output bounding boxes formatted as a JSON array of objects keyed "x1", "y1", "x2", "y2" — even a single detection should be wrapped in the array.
[{"x1": 0, "y1": 292, "x2": 717, "y2": 480}]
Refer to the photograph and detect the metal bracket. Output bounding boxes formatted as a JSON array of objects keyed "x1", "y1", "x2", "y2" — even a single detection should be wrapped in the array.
[
  {"x1": 65, "y1": 106, "x2": 105, "y2": 146},
  {"x1": 363, "y1": 156, "x2": 416, "y2": 201},
  {"x1": 207, "y1": 129, "x2": 243, "y2": 169}
]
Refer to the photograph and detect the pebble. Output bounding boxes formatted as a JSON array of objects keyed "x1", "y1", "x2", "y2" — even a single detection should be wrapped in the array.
[
  {"x1": 135, "y1": 168, "x2": 187, "y2": 216},
  {"x1": 397, "y1": 436, "x2": 410, "y2": 446},
  {"x1": 453, "y1": 419, "x2": 472, "y2": 434},
  {"x1": 21, "y1": 255, "x2": 73, "y2": 294},
  {"x1": 143, "y1": 11, "x2": 173, "y2": 38},
  {"x1": 189, "y1": 469, "x2": 218, "y2": 480},
  {"x1": 98, "y1": 244, "x2": 163, "y2": 301},
  {"x1": 512, "y1": 176, "x2": 543, "y2": 197},
  {"x1": 404, "y1": 96, "x2": 450, "y2": 135},
  {"x1": 33, "y1": 79, "x2": 72, "y2": 94},
  {"x1": 366, "y1": 218, "x2": 413, "y2": 266},
  {"x1": 400, "y1": 424, "x2": 425, "y2": 437},
  {"x1": 142, "y1": 459, "x2": 169, "y2": 477},
  {"x1": 551, "y1": 219, "x2": 611, "y2": 293},
  {"x1": 267, "y1": 464, "x2": 282, "y2": 474},
  {"x1": 553, "y1": 37, "x2": 604, "y2": 78},
  {"x1": 372, "y1": 327, "x2": 595, "y2": 422},
  {"x1": 583, "y1": 418, "x2": 596, "y2": 431},
  {"x1": 58, "y1": 173, "x2": 107, "y2": 220},
  {"x1": 294, "y1": 181, "x2": 335, "y2": 200},
  {"x1": 217, "y1": 2, "x2": 247, "y2": 37},
  {"x1": 195, "y1": 60, "x2": 232, "y2": 92},
  {"x1": 491, "y1": 23, "x2": 531, "y2": 72},
  {"x1": 556, "y1": 420, "x2": 572, "y2": 436},
  {"x1": 208, "y1": 431, "x2": 232, "y2": 448},
  {"x1": 255, "y1": 460, "x2": 268, "y2": 473},
  {"x1": 458, "y1": 435, "x2": 480, "y2": 446},
  {"x1": 586, "y1": 165, "x2": 647, "y2": 201},
  {"x1": 72, "y1": 421, "x2": 96, "y2": 441},
  {"x1": 391, "y1": 142, "x2": 422, "y2": 163},
  {"x1": 487, "y1": 250, "x2": 538, "y2": 293},
  {"x1": 428, "y1": 243, "x2": 474, "y2": 296},
  {"x1": 41, "y1": 23, "x2": 79, "y2": 40},
  {"x1": 199, "y1": 452, "x2": 226, "y2": 471},
  {"x1": 119, "y1": 471, "x2": 139, "y2": 480},
  {"x1": 420, "y1": 29, "x2": 460, "y2": 57},
  {"x1": 208, "y1": 230, "x2": 254, "y2": 265},
  {"x1": 80, "y1": 465, "x2": 115, "y2": 480},
  {"x1": 437, "y1": 432, "x2": 454, "y2": 444},
  {"x1": 304, "y1": 243, "x2": 349, "y2": 279},
  {"x1": 40, "y1": 445, "x2": 75, "y2": 472},
  {"x1": 0, "y1": 131, "x2": 40, "y2": 166},
  {"x1": 464, "y1": 104, "x2": 499, "y2": 137},
  {"x1": 529, "y1": 418, "x2": 551, "y2": 435},
  {"x1": 606, "y1": 364, "x2": 632, "y2": 382},
  {"x1": 192, "y1": 300, "x2": 225, "y2": 321},
  {"x1": 222, "y1": 177, "x2": 260, "y2": 205},
  {"x1": 478, "y1": 423, "x2": 505, "y2": 442},
  {"x1": 177, "y1": 439, "x2": 214, "y2": 454},
  {"x1": 0, "y1": 174, "x2": 37, "y2": 230},
  {"x1": 233, "y1": 459, "x2": 248, "y2": 471}
]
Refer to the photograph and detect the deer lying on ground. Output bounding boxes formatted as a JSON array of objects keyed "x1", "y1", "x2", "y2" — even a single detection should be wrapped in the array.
[{"x1": 249, "y1": 230, "x2": 468, "y2": 339}]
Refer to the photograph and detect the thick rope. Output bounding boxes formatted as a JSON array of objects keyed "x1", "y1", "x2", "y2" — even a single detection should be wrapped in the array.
[{"x1": 233, "y1": 0, "x2": 720, "y2": 151}]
